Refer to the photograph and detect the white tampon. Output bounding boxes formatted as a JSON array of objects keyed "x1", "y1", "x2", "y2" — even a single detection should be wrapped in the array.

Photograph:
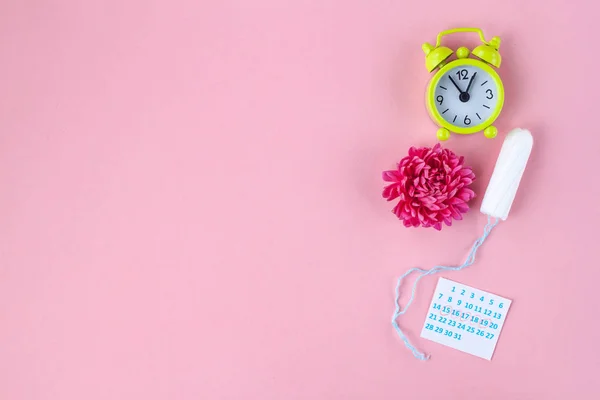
[{"x1": 480, "y1": 128, "x2": 533, "y2": 220}]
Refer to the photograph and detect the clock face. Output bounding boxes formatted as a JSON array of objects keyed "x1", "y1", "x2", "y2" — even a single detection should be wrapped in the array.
[{"x1": 432, "y1": 64, "x2": 501, "y2": 129}]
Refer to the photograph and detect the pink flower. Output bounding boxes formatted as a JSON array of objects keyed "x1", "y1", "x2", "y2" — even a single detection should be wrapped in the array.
[{"x1": 382, "y1": 144, "x2": 475, "y2": 230}]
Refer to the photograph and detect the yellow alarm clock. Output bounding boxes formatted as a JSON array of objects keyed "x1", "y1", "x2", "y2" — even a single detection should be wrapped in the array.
[{"x1": 423, "y1": 28, "x2": 504, "y2": 141}]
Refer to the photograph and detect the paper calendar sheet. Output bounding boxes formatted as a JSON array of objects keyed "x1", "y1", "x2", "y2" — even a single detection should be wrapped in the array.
[{"x1": 421, "y1": 278, "x2": 512, "y2": 360}]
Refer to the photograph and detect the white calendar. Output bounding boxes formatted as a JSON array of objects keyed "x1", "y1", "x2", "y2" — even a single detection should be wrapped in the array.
[{"x1": 420, "y1": 278, "x2": 512, "y2": 360}]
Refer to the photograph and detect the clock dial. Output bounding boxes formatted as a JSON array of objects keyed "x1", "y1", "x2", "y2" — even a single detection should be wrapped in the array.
[{"x1": 433, "y1": 64, "x2": 500, "y2": 128}]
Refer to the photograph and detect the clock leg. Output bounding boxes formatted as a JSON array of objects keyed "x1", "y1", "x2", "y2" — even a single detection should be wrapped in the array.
[
  {"x1": 437, "y1": 128, "x2": 450, "y2": 141},
  {"x1": 484, "y1": 126, "x2": 498, "y2": 139}
]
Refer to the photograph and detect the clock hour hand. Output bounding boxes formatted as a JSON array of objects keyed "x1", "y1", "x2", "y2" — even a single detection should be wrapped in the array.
[
  {"x1": 465, "y1": 72, "x2": 477, "y2": 94},
  {"x1": 448, "y1": 76, "x2": 464, "y2": 94}
]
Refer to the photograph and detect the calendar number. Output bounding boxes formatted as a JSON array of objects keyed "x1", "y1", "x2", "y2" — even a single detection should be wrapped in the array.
[
  {"x1": 465, "y1": 303, "x2": 474, "y2": 309},
  {"x1": 486, "y1": 333, "x2": 495, "y2": 339},
  {"x1": 457, "y1": 300, "x2": 462, "y2": 306},
  {"x1": 428, "y1": 313, "x2": 437, "y2": 321},
  {"x1": 471, "y1": 316, "x2": 479, "y2": 323},
  {"x1": 480, "y1": 319, "x2": 489, "y2": 327},
  {"x1": 461, "y1": 312, "x2": 469, "y2": 320},
  {"x1": 489, "y1": 299, "x2": 494, "y2": 306},
  {"x1": 442, "y1": 306, "x2": 451, "y2": 313},
  {"x1": 444, "y1": 330, "x2": 453, "y2": 337},
  {"x1": 426, "y1": 323, "x2": 434, "y2": 330},
  {"x1": 461, "y1": 289, "x2": 465, "y2": 295},
  {"x1": 448, "y1": 320, "x2": 457, "y2": 327},
  {"x1": 480, "y1": 296, "x2": 484, "y2": 301},
  {"x1": 433, "y1": 303, "x2": 441, "y2": 310},
  {"x1": 489, "y1": 322, "x2": 498, "y2": 329},
  {"x1": 435, "y1": 327, "x2": 443, "y2": 333},
  {"x1": 458, "y1": 323, "x2": 466, "y2": 330},
  {"x1": 439, "y1": 317, "x2": 448, "y2": 324},
  {"x1": 452, "y1": 286, "x2": 456, "y2": 292},
  {"x1": 476, "y1": 329, "x2": 485, "y2": 337},
  {"x1": 438, "y1": 293, "x2": 443, "y2": 299},
  {"x1": 470, "y1": 293, "x2": 475, "y2": 298},
  {"x1": 448, "y1": 297, "x2": 453, "y2": 303},
  {"x1": 451, "y1": 310, "x2": 460, "y2": 317},
  {"x1": 474, "y1": 306, "x2": 482, "y2": 312},
  {"x1": 493, "y1": 312, "x2": 502, "y2": 319},
  {"x1": 467, "y1": 326, "x2": 475, "y2": 333},
  {"x1": 484, "y1": 309, "x2": 492, "y2": 316},
  {"x1": 499, "y1": 303, "x2": 504, "y2": 308},
  {"x1": 453, "y1": 333, "x2": 462, "y2": 340}
]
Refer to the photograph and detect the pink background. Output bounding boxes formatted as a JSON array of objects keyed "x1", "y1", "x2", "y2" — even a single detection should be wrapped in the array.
[{"x1": 0, "y1": 1, "x2": 598, "y2": 399}]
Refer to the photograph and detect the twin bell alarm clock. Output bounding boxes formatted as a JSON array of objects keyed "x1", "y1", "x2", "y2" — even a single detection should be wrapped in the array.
[{"x1": 423, "y1": 28, "x2": 504, "y2": 141}]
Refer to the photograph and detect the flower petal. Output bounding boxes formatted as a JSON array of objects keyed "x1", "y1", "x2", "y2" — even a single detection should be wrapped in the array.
[
  {"x1": 415, "y1": 162, "x2": 425, "y2": 174},
  {"x1": 457, "y1": 188, "x2": 475, "y2": 201},
  {"x1": 382, "y1": 170, "x2": 400, "y2": 182},
  {"x1": 455, "y1": 202, "x2": 470, "y2": 213},
  {"x1": 424, "y1": 202, "x2": 441, "y2": 211},
  {"x1": 448, "y1": 197, "x2": 465, "y2": 205},
  {"x1": 460, "y1": 168, "x2": 474, "y2": 176},
  {"x1": 449, "y1": 206, "x2": 462, "y2": 220},
  {"x1": 383, "y1": 185, "x2": 400, "y2": 201}
]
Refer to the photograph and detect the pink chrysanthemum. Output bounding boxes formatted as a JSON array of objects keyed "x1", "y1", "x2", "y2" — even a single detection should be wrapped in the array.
[{"x1": 382, "y1": 143, "x2": 475, "y2": 230}]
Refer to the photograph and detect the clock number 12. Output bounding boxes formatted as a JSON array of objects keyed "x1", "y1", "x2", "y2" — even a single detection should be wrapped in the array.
[{"x1": 456, "y1": 69, "x2": 469, "y2": 80}]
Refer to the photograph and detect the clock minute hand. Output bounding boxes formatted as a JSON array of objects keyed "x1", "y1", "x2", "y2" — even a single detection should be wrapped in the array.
[
  {"x1": 448, "y1": 76, "x2": 464, "y2": 94},
  {"x1": 465, "y1": 72, "x2": 477, "y2": 94}
]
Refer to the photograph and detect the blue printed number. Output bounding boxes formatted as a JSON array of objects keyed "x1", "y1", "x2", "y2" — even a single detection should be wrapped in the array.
[
  {"x1": 451, "y1": 310, "x2": 460, "y2": 316},
  {"x1": 480, "y1": 319, "x2": 489, "y2": 327},
  {"x1": 461, "y1": 289, "x2": 465, "y2": 295},
  {"x1": 493, "y1": 312, "x2": 502, "y2": 319},
  {"x1": 476, "y1": 329, "x2": 485, "y2": 337},
  {"x1": 471, "y1": 316, "x2": 479, "y2": 323},
  {"x1": 428, "y1": 313, "x2": 437, "y2": 321},
  {"x1": 474, "y1": 306, "x2": 482, "y2": 312},
  {"x1": 465, "y1": 303, "x2": 474, "y2": 310},
  {"x1": 461, "y1": 312, "x2": 469, "y2": 319},
  {"x1": 484, "y1": 309, "x2": 492, "y2": 316},
  {"x1": 489, "y1": 322, "x2": 498, "y2": 329},
  {"x1": 438, "y1": 293, "x2": 443, "y2": 300},
  {"x1": 444, "y1": 330, "x2": 453, "y2": 337},
  {"x1": 457, "y1": 300, "x2": 462, "y2": 306},
  {"x1": 470, "y1": 293, "x2": 475, "y2": 298},
  {"x1": 453, "y1": 333, "x2": 462, "y2": 340},
  {"x1": 458, "y1": 323, "x2": 466, "y2": 330},
  {"x1": 439, "y1": 317, "x2": 447, "y2": 324},
  {"x1": 467, "y1": 326, "x2": 475, "y2": 333},
  {"x1": 447, "y1": 297, "x2": 453, "y2": 303},
  {"x1": 442, "y1": 306, "x2": 451, "y2": 313},
  {"x1": 435, "y1": 327, "x2": 443, "y2": 333},
  {"x1": 451, "y1": 286, "x2": 456, "y2": 292},
  {"x1": 489, "y1": 299, "x2": 494, "y2": 306},
  {"x1": 486, "y1": 333, "x2": 495, "y2": 339},
  {"x1": 499, "y1": 303, "x2": 504, "y2": 309},
  {"x1": 480, "y1": 296, "x2": 484, "y2": 302},
  {"x1": 426, "y1": 323, "x2": 434, "y2": 330},
  {"x1": 433, "y1": 303, "x2": 441, "y2": 310},
  {"x1": 448, "y1": 320, "x2": 456, "y2": 327}
]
